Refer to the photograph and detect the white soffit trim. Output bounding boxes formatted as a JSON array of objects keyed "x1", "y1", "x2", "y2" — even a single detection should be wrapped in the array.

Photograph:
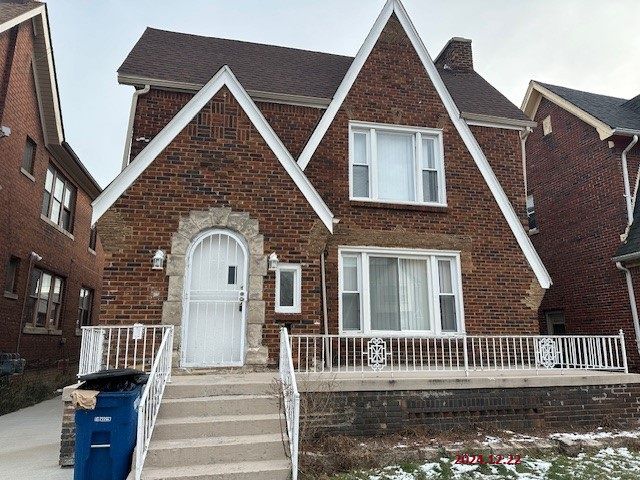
[
  {"x1": 297, "y1": 0, "x2": 551, "y2": 288},
  {"x1": 92, "y1": 66, "x2": 334, "y2": 232},
  {"x1": 521, "y1": 81, "x2": 614, "y2": 140}
]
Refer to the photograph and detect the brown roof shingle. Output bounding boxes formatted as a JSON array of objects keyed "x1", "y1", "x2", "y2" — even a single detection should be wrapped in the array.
[
  {"x1": 118, "y1": 27, "x2": 529, "y2": 122},
  {"x1": 0, "y1": 1, "x2": 41, "y2": 26}
]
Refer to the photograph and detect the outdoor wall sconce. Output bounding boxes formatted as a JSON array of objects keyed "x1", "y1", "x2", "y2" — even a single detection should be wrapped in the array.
[
  {"x1": 268, "y1": 252, "x2": 279, "y2": 271},
  {"x1": 152, "y1": 250, "x2": 165, "y2": 270}
]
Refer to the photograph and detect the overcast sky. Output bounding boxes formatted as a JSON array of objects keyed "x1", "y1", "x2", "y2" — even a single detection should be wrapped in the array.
[{"x1": 46, "y1": 0, "x2": 640, "y2": 188}]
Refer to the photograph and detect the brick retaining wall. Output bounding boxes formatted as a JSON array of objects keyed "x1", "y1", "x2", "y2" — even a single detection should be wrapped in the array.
[{"x1": 301, "y1": 383, "x2": 640, "y2": 437}]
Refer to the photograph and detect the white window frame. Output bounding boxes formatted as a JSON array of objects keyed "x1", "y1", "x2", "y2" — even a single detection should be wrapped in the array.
[
  {"x1": 348, "y1": 121, "x2": 447, "y2": 207},
  {"x1": 275, "y1": 263, "x2": 302, "y2": 314},
  {"x1": 338, "y1": 246, "x2": 464, "y2": 336}
]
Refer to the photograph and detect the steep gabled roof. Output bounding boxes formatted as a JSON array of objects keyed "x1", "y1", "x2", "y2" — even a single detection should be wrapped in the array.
[
  {"x1": 117, "y1": 24, "x2": 529, "y2": 123},
  {"x1": 296, "y1": 0, "x2": 551, "y2": 289},
  {"x1": 0, "y1": 0, "x2": 101, "y2": 198},
  {"x1": 92, "y1": 66, "x2": 334, "y2": 231},
  {"x1": 522, "y1": 81, "x2": 640, "y2": 140}
]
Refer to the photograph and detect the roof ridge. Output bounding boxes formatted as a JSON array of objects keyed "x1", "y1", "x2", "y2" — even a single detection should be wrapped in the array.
[
  {"x1": 536, "y1": 80, "x2": 629, "y2": 104},
  {"x1": 144, "y1": 26, "x2": 355, "y2": 60}
]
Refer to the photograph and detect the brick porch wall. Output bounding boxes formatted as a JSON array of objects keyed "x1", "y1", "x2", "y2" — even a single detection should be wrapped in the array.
[{"x1": 302, "y1": 383, "x2": 640, "y2": 437}]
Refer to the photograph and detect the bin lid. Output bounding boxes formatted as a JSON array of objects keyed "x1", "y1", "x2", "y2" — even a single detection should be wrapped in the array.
[{"x1": 78, "y1": 368, "x2": 148, "y2": 392}]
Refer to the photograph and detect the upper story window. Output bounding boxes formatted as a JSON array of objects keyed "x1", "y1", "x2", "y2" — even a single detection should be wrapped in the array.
[
  {"x1": 21, "y1": 137, "x2": 36, "y2": 175},
  {"x1": 350, "y1": 122, "x2": 446, "y2": 206},
  {"x1": 339, "y1": 248, "x2": 464, "y2": 335},
  {"x1": 526, "y1": 194, "x2": 538, "y2": 232},
  {"x1": 89, "y1": 226, "x2": 98, "y2": 251},
  {"x1": 542, "y1": 115, "x2": 552, "y2": 136},
  {"x1": 26, "y1": 268, "x2": 65, "y2": 330},
  {"x1": 42, "y1": 164, "x2": 76, "y2": 233}
]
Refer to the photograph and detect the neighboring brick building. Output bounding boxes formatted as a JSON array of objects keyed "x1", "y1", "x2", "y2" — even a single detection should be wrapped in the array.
[
  {"x1": 90, "y1": 0, "x2": 550, "y2": 368},
  {"x1": 0, "y1": 1, "x2": 104, "y2": 409},
  {"x1": 522, "y1": 81, "x2": 640, "y2": 369}
]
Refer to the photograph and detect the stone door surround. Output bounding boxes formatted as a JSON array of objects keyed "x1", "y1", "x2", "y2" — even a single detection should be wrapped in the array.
[{"x1": 162, "y1": 207, "x2": 268, "y2": 366}]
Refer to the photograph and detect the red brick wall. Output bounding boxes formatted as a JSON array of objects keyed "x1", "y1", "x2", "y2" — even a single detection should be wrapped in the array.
[
  {"x1": 527, "y1": 97, "x2": 640, "y2": 369},
  {"x1": 102, "y1": 14, "x2": 542, "y2": 362},
  {"x1": 304, "y1": 14, "x2": 539, "y2": 336},
  {"x1": 0, "y1": 21, "x2": 104, "y2": 369}
]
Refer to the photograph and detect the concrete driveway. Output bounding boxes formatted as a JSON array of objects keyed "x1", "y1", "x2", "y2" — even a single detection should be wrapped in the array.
[{"x1": 0, "y1": 396, "x2": 73, "y2": 480}]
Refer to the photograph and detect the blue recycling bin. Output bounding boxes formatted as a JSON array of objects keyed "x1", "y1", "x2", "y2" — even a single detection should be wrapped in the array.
[{"x1": 74, "y1": 385, "x2": 142, "y2": 480}]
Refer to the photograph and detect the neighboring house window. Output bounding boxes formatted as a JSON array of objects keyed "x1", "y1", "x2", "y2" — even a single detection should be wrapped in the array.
[
  {"x1": 78, "y1": 287, "x2": 94, "y2": 328},
  {"x1": 4, "y1": 256, "x2": 20, "y2": 295},
  {"x1": 89, "y1": 226, "x2": 98, "y2": 251},
  {"x1": 42, "y1": 164, "x2": 76, "y2": 233},
  {"x1": 526, "y1": 194, "x2": 538, "y2": 231},
  {"x1": 339, "y1": 248, "x2": 463, "y2": 334},
  {"x1": 21, "y1": 137, "x2": 37, "y2": 174},
  {"x1": 545, "y1": 311, "x2": 566, "y2": 335},
  {"x1": 275, "y1": 264, "x2": 301, "y2": 313},
  {"x1": 350, "y1": 123, "x2": 446, "y2": 206},
  {"x1": 26, "y1": 268, "x2": 64, "y2": 329},
  {"x1": 542, "y1": 115, "x2": 552, "y2": 136}
]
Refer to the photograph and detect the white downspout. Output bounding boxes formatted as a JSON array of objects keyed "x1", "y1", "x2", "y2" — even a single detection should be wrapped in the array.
[
  {"x1": 121, "y1": 85, "x2": 150, "y2": 171},
  {"x1": 621, "y1": 135, "x2": 639, "y2": 227},
  {"x1": 616, "y1": 262, "x2": 640, "y2": 356},
  {"x1": 520, "y1": 127, "x2": 532, "y2": 197}
]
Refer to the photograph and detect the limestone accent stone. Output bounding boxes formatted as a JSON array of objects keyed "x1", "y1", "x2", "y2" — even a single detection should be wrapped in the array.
[
  {"x1": 248, "y1": 275, "x2": 263, "y2": 300},
  {"x1": 166, "y1": 254, "x2": 185, "y2": 277},
  {"x1": 250, "y1": 255, "x2": 268, "y2": 277},
  {"x1": 247, "y1": 324, "x2": 263, "y2": 348},
  {"x1": 167, "y1": 275, "x2": 184, "y2": 301},
  {"x1": 162, "y1": 300, "x2": 183, "y2": 326},
  {"x1": 247, "y1": 300, "x2": 266, "y2": 325},
  {"x1": 163, "y1": 208, "x2": 268, "y2": 366},
  {"x1": 249, "y1": 234, "x2": 264, "y2": 255},
  {"x1": 246, "y1": 346, "x2": 269, "y2": 365}
]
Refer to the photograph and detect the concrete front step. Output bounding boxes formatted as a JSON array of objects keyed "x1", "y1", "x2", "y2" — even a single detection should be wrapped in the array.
[
  {"x1": 158, "y1": 394, "x2": 278, "y2": 418},
  {"x1": 164, "y1": 373, "x2": 277, "y2": 398},
  {"x1": 141, "y1": 459, "x2": 291, "y2": 480},
  {"x1": 153, "y1": 413, "x2": 283, "y2": 440},
  {"x1": 144, "y1": 433, "x2": 286, "y2": 468}
]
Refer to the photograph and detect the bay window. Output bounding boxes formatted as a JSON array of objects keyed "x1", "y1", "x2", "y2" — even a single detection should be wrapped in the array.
[
  {"x1": 339, "y1": 248, "x2": 463, "y2": 335},
  {"x1": 350, "y1": 122, "x2": 446, "y2": 206}
]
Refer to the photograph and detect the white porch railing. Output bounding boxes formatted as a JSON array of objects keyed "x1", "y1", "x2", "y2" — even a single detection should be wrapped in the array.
[
  {"x1": 288, "y1": 331, "x2": 629, "y2": 375},
  {"x1": 135, "y1": 325, "x2": 174, "y2": 480},
  {"x1": 78, "y1": 324, "x2": 174, "y2": 480},
  {"x1": 279, "y1": 328, "x2": 300, "y2": 480},
  {"x1": 79, "y1": 324, "x2": 173, "y2": 376}
]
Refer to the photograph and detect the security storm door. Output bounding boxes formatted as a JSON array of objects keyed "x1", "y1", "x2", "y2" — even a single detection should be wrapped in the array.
[{"x1": 182, "y1": 230, "x2": 247, "y2": 367}]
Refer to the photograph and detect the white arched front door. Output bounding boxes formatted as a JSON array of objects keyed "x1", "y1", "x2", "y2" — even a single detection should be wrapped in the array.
[{"x1": 182, "y1": 229, "x2": 247, "y2": 367}]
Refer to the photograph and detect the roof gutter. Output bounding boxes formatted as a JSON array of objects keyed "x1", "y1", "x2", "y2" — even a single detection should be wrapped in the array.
[{"x1": 121, "y1": 85, "x2": 150, "y2": 171}]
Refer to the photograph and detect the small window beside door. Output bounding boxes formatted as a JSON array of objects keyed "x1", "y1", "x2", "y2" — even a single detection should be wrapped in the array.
[
  {"x1": 4, "y1": 256, "x2": 20, "y2": 299},
  {"x1": 545, "y1": 311, "x2": 566, "y2": 335},
  {"x1": 275, "y1": 264, "x2": 301, "y2": 314},
  {"x1": 526, "y1": 194, "x2": 538, "y2": 233}
]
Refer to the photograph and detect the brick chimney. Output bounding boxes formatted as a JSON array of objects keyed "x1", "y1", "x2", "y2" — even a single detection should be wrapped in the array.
[{"x1": 434, "y1": 37, "x2": 473, "y2": 71}]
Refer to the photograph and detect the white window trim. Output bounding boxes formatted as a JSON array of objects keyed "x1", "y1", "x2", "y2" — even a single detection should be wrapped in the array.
[
  {"x1": 338, "y1": 246, "x2": 465, "y2": 337},
  {"x1": 275, "y1": 263, "x2": 302, "y2": 314},
  {"x1": 348, "y1": 121, "x2": 447, "y2": 207}
]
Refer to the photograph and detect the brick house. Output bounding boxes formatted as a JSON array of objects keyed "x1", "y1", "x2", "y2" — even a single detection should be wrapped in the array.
[
  {"x1": 522, "y1": 81, "x2": 640, "y2": 370},
  {"x1": 72, "y1": 2, "x2": 640, "y2": 478},
  {"x1": 90, "y1": 1, "x2": 552, "y2": 368},
  {"x1": 0, "y1": 1, "x2": 104, "y2": 403}
]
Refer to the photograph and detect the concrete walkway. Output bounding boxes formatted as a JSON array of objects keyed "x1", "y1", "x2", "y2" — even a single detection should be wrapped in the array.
[{"x1": 0, "y1": 396, "x2": 72, "y2": 480}]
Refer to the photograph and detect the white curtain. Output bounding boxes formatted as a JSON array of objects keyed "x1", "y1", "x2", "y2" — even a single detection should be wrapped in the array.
[
  {"x1": 399, "y1": 259, "x2": 430, "y2": 330},
  {"x1": 369, "y1": 257, "x2": 430, "y2": 331},
  {"x1": 369, "y1": 257, "x2": 400, "y2": 331},
  {"x1": 377, "y1": 132, "x2": 414, "y2": 202}
]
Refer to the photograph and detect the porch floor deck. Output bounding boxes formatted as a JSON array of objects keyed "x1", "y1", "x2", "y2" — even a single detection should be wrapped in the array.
[{"x1": 294, "y1": 368, "x2": 640, "y2": 392}]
